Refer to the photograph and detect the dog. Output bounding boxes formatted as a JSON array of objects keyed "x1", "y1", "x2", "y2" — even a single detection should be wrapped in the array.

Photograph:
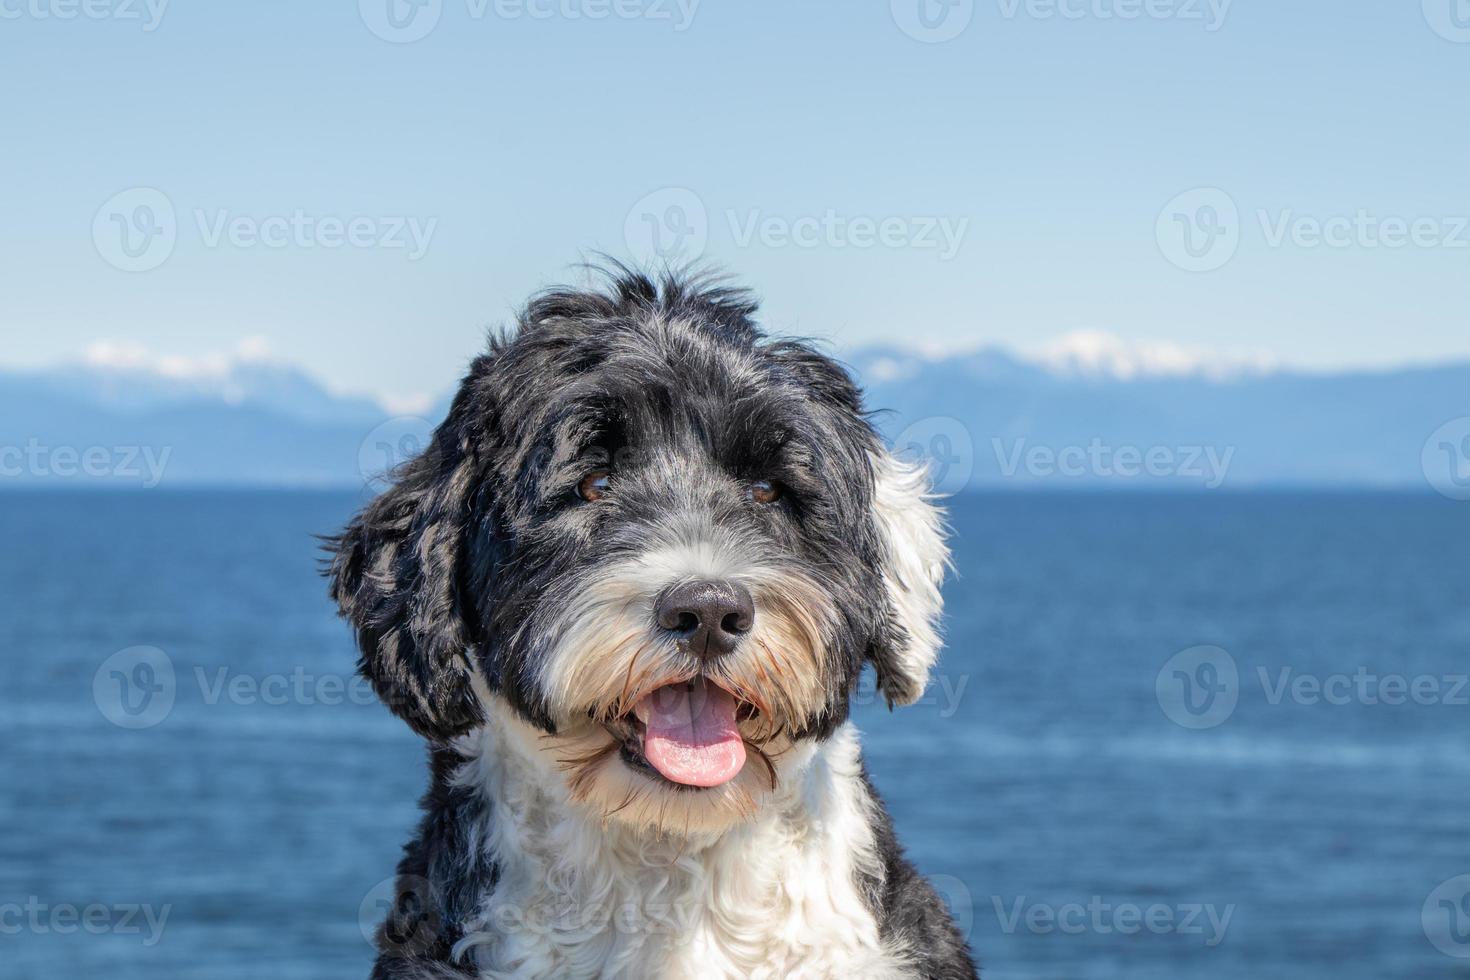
[{"x1": 327, "y1": 268, "x2": 977, "y2": 979}]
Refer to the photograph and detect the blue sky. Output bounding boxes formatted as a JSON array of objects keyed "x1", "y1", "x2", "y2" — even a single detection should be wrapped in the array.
[{"x1": 3, "y1": 0, "x2": 1469, "y2": 408}]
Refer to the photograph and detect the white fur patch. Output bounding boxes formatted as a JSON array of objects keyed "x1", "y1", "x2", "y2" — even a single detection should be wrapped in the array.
[
  {"x1": 868, "y1": 450, "x2": 950, "y2": 706},
  {"x1": 448, "y1": 704, "x2": 913, "y2": 979}
]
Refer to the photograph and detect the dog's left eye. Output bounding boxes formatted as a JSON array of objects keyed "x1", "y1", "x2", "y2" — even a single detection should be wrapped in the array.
[
  {"x1": 748, "y1": 479, "x2": 781, "y2": 504},
  {"x1": 577, "y1": 471, "x2": 611, "y2": 502}
]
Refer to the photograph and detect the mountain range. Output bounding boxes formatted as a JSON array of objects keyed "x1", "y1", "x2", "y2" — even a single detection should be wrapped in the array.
[{"x1": 1, "y1": 335, "x2": 1464, "y2": 491}]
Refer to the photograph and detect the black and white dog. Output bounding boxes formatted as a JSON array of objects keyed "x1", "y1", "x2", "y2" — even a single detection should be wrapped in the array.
[{"x1": 327, "y1": 269, "x2": 977, "y2": 979}]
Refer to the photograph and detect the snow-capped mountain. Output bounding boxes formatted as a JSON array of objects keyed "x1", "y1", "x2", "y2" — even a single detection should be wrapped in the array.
[
  {"x1": 0, "y1": 334, "x2": 1465, "y2": 490},
  {"x1": 847, "y1": 330, "x2": 1278, "y2": 386},
  {"x1": 46, "y1": 338, "x2": 388, "y2": 426}
]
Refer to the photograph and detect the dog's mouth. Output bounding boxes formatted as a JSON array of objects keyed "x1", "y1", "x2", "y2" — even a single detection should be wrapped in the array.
[{"x1": 602, "y1": 678, "x2": 758, "y2": 789}]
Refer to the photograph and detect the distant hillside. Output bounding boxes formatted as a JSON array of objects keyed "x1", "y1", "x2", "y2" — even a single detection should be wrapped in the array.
[
  {"x1": 0, "y1": 353, "x2": 418, "y2": 488},
  {"x1": 848, "y1": 346, "x2": 1470, "y2": 491},
  {"x1": 1, "y1": 339, "x2": 1465, "y2": 491}
]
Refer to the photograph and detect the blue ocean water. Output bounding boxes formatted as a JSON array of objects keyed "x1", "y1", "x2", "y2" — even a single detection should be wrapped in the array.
[{"x1": 1, "y1": 490, "x2": 1467, "y2": 979}]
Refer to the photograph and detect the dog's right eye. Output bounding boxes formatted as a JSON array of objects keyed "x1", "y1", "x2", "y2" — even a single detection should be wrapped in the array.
[{"x1": 577, "y1": 471, "x2": 611, "y2": 502}]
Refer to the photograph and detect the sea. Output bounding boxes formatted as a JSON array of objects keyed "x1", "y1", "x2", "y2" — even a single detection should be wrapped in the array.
[{"x1": 2, "y1": 490, "x2": 1466, "y2": 979}]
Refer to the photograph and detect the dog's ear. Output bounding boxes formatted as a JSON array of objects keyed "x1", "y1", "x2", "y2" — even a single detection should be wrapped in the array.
[
  {"x1": 867, "y1": 448, "x2": 950, "y2": 707},
  {"x1": 326, "y1": 408, "x2": 485, "y2": 742}
]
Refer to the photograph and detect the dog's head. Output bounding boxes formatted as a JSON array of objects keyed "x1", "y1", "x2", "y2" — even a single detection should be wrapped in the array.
[{"x1": 327, "y1": 270, "x2": 947, "y2": 832}]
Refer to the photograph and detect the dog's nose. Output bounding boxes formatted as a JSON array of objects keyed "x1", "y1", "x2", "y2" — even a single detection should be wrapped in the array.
[{"x1": 656, "y1": 580, "x2": 754, "y2": 658}]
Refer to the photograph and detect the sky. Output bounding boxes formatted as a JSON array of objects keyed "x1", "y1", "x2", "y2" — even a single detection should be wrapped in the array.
[{"x1": 3, "y1": 0, "x2": 1469, "y2": 409}]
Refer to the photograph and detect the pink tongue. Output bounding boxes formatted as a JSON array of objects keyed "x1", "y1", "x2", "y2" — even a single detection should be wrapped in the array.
[{"x1": 634, "y1": 681, "x2": 746, "y2": 787}]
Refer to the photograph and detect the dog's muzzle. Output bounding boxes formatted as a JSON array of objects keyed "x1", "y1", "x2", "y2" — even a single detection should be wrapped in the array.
[{"x1": 593, "y1": 580, "x2": 760, "y2": 790}]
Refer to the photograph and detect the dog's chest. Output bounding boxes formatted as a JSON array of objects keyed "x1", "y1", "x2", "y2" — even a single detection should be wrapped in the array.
[
  {"x1": 460, "y1": 827, "x2": 904, "y2": 980},
  {"x1": 450, "y1": 724, "x2": 910, "y2": 979}
]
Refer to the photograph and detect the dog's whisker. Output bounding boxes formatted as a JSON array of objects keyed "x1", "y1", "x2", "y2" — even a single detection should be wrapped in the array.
[
  {"x1": 603, "y1": 783, "x2": 642, "y2": 819},
  {"x1": 755, "y1": 636, "x2": 791, "y2": 684},
  {"x1": 743, "y1": 739, "x2": 779, "y2": 791},
  {"x1": 617, "y1": 639, "x2": 649, "y2": 712}
]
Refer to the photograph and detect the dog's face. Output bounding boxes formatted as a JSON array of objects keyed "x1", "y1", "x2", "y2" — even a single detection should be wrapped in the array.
[{"x1": 329, "y1": 272, "x2": 947, "y2": 833}]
